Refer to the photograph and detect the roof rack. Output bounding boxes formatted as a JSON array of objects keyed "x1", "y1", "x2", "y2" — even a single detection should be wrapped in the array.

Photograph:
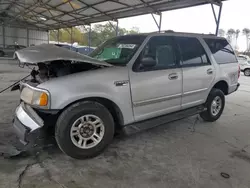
[
  {"x1": 150, "y1": 30, "x2": 175, "y2": 34},
  {"x1": 150, "y1": 30, "x2": 217, "y2": 36},
  {"x1": 163, "y1": 30, "x2": 175, "y2": 33}
]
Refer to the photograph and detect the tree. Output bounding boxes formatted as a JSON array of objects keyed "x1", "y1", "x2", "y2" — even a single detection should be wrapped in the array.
[
  {"x1": 218, "y1": 29, "x2": 225, "y2": 37},
  {"x1": 49, "y1": 24, "x2": 140, "y2": 47},
  {"x1": 49, "y1": 28, "x2": 87, "y2": 45},
  {"x1": 227, "y1": 29, "x2": 236, "y2": 45},
  {"x1": 243, "y1": 28, "x2": 250, "y2": 52},
  {"x1": 83, "y1": 23, "x2": 139, "y2": 46},
  {"x1": 127, "y1": 27, "x2": 140, "y2": 34},
  {"x1": 235, "y1": 29, "x2": 240, "y2": 50}
]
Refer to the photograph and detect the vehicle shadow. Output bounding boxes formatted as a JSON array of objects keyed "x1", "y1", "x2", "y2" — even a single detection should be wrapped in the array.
[{"x1": 0, "y1": 115, "x2": 200, "y2": 161}]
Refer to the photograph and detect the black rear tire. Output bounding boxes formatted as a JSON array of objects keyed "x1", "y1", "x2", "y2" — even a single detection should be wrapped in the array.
[
  {"x1": 55, "y1": 101, "x2": 115, "y2": 159},
  {"x1": 244, "y1": 69, "x2": 250, "y2": 76},
  {"x1": 200, "y1": 88, "x2": 225, "y2": 122}
]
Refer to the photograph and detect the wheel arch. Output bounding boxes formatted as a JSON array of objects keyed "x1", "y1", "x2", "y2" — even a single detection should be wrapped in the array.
[
  {"x1": 60, "y1": 97, "x2": 124, "y2": 129},
  {"x1": 212, "y1": 80, "x2": 229, "y2": 95}
]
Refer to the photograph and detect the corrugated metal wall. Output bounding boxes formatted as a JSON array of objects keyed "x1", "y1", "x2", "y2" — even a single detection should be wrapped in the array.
[{"x1": 0, "y1": 26, "x2": 48, "y2": 47}]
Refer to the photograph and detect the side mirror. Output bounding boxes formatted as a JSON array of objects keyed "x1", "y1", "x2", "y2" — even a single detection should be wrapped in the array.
[{"x1": 140, "y1": 57, "x2": 156, "y2": 68}]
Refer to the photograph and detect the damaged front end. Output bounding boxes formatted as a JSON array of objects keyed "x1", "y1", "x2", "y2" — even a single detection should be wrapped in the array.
[
  {"x1": 13, "y1": 44, "x2": 111, "y2": 89},
  {"x1": 14, "y1": 102, "x2": 44, "y2": 145},
  {"x1": 12, "y1": 44, "x2": 111, "y2": 149}
]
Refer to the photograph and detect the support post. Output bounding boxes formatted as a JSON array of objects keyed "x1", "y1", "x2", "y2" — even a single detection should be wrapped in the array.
[
  {"x1": 216, "y1": 3, "x2": 223, "y2": 36},
  {"x1": 2, "y1": 25, "x2": 5, "y2": 48},
  {"x1": 70, "y1": 27, "x2": 73, "y2": 46},
  {"x1": 108, "y1": 20, "x2": 119, "y2": 36},
  {"x1": 211, "y1": 2, "x2": 223, "y2": 36},
  {"x1": 211, "y1": 4, "x2": 217, "y2": 24},
  {"x1": 159, "y1": 13, "x2": 162, "y2": 32},
  {"x1": 27, "y1": 28, "x2": 29, "y2": 47},
  {"x1": 88, "y1": 25, "x2": 91, "y2": 50},
  {"x1": 116, "y1": 20, "x2": 119, "y2": 36},
  {"x1": 47, "y1": 30, "x2": 49, "y2": 44},
  {"x1": 57, "y1": 29, "x2": 59, "y2": 44},
  {"x1": 151, "y1": 13, "x2": 162, "y2": 32}
]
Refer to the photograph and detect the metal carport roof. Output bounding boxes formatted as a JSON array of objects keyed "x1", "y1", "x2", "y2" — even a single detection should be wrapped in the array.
[{"x1": 0, "y1": 0, "x2": 226, "y2": 30}]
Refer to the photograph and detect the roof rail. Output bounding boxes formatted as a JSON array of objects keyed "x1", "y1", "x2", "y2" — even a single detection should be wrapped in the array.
[
  {"x1": 163, "y1": 30, "x2": 175, "y2": 33},
  {"x1": 150, "y1": 30, "x2": 175, "y2": 34},
  {"x1": 149, "y1": 30, "x2": 218, "y2": 37}
]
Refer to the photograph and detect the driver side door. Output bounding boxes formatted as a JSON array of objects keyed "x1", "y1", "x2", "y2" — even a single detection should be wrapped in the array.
[{"x1": 129, "y1": 36, "x2": 182, "y2": 122}]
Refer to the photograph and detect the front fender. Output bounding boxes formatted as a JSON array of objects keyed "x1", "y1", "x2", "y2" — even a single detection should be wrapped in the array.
[
  {"x1": 38, "y1": 67, "x2": 134, "y2": 125},
  {"x1": 57, "y1": 91, "x2": 134, "y2": 125}
]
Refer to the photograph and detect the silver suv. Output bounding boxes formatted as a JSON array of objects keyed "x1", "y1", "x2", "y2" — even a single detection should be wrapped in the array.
[{"x1": 13, "y1": 32, "x2": 240, "y2": 159}]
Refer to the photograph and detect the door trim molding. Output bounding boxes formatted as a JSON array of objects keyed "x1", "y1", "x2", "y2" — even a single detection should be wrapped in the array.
[
  {"x1": 183, "y1": 88, "x2": 207, "y2": 96},
  {"x1": 133, "y1": 93, "x2": 182, "y2": 107}
]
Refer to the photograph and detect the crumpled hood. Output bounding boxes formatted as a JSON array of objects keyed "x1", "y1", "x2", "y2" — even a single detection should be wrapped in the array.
[{"x1": 15, "y1": 44, "x2": 112, "y2": 67}]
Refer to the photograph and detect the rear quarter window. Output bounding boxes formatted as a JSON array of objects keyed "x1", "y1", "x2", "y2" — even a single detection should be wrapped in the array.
[
  {"x1": 176, "y1": 37, "x2": 210, "y2": 67},
  {"x1": 204, "y1": 38, "x2": 237, "y2": 64}
]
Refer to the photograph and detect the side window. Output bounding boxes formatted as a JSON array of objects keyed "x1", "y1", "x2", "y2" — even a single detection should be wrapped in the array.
[
  {"x1": 204, "y1": 38, "x2": 237, "y2": 64},
  {"x1": 176, "y1": 37, "x2": 210, "y2": 67},
  {"x1": 134, "y1": 36, "x2": 178, "y2": 72}
]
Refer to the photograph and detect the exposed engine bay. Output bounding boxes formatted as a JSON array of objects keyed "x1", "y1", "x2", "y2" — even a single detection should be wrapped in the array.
[
  {"x1": 10, "y1": 43, "x2": 112, "y2": 91},
  {"x1": 11, "y1": 60, "x2": 102, "y2": 91},
  {"x1": 30, "y1": 60, "x2": 100, "y2": 84}
]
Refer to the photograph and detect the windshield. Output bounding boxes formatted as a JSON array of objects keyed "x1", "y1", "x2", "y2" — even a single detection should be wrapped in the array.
[{"x1": 89, "y1": 35, "x2": 146, "y2": 65}]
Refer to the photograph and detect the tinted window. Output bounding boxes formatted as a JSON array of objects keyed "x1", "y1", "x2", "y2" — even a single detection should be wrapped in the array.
[
  {"x1": 176, "y1": 37, "x2": 210, "y2": 66},
  {"x1": 204, "y1": 38, "x2": 237, "y2": 64},
  {"x1": 134, "y1": 36, "x2": 177, "y2": 71}
]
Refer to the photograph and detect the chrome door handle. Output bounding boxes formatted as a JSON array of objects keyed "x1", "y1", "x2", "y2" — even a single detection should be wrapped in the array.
[
  {"x1": 207, "y1": 68, "x2": 213, "y2": 75},
  {"x1": 168, "y1": 73, "x2": 178, "y2": 80}
]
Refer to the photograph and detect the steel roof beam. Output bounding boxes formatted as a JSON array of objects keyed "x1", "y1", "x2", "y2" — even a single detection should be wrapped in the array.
[
  {"x1": 151, "y1": 13, "x2": 162, "y2": 32},
  {"x1": 64, "y1": 0, "x2": 219, "y2": 25},
  {"x1": 13, "y1": 1, "x2": 76, "y2": 29},
  {"x1": 139, "y1": 0, "x2": 160, "y2": 14},
  {"x1": 0, "y1": 0, "x2": 227, "y2": 30},
  {"x1": 74, "y1": 0, "x2": 116, "y2": 21},
  {"x1": 210, "y1": 0, "x2": 223, "y2": 35}
]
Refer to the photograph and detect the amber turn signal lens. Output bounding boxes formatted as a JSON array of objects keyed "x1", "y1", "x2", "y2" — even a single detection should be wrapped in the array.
[{"x1": 39, "y1": 92, "x2": 48, "y2": 106}]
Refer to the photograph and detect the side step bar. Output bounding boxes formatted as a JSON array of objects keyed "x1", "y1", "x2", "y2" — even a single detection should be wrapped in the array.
[{"x1": 122, "y1": 105, "x2": 205, "y2": 135}]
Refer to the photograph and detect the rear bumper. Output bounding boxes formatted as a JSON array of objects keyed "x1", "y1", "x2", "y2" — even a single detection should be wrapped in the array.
[
  {"x1": 228, "y1": 83, "x2": 240, "y2": 94},
  {"x1": 13, "y1": 103, "x2": 44, "y2": 145},
  {"x1": 236, "y1": 83, "x2": 240, "y2": 91}
]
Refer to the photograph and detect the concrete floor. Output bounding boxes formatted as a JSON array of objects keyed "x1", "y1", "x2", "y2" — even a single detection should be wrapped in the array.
[{"x1": 0, "y1": 61, "x2": 250, "y2": 188}]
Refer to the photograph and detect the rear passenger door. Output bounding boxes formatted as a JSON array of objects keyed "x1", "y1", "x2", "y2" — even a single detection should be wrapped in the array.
[{"x1": 175, "y1": 36, "x2": 215, "y2": 109}]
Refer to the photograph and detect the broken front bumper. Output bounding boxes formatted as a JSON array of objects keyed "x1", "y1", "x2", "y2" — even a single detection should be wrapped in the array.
[{"x1": 13, "y1": 102, "x2": 44, "y2": 145}]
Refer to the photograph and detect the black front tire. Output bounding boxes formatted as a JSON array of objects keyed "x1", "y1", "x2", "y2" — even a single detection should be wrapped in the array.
[
  {"x1": 55, "y1": 101, "x2": 115, "y2": 159},
  {"x1": 200, "y1": 88, "x2": 225, "y2": 122}
]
